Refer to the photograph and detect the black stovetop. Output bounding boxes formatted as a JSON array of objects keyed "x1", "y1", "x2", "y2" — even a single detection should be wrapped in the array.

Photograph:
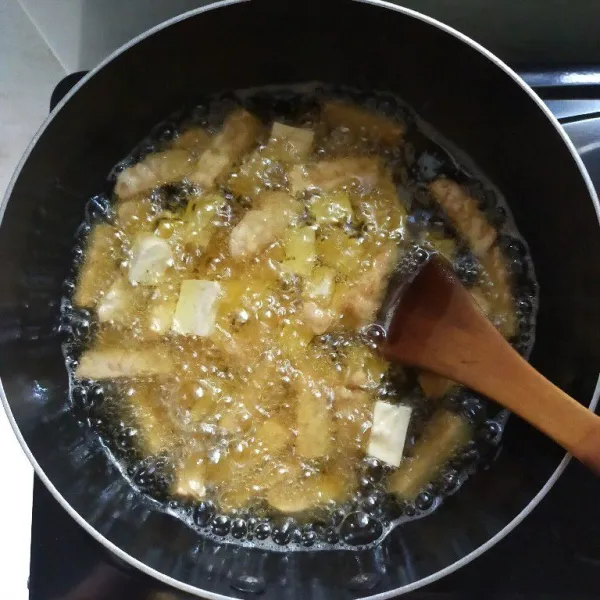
[{"x1": 28, "y1": 70, "x2": 600, "y2": 600}]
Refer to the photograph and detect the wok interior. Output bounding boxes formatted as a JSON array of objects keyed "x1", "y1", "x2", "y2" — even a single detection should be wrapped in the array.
[{"x1": 1, "y1": 1, "x2": 600, "y2": 597}]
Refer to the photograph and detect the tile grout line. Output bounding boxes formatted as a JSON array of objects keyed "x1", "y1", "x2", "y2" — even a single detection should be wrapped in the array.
[{"x1": 16, "y1": 0, "x2": 69, "y2": 75}]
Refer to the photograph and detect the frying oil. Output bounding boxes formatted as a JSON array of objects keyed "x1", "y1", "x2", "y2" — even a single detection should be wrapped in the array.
[{"x1": 62, "y1": 83, "x2": 538, "y2": 550}]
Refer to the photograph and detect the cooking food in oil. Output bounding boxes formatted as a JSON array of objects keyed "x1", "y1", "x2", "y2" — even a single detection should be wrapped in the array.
[{"x1": 64, "y1": 88, "x2": 537, "y2": 547}]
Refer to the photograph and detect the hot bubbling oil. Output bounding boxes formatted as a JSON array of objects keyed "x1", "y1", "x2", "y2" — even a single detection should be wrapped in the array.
[{"x1": 61, "y1": 84, "x2": 538, "y2": 550}]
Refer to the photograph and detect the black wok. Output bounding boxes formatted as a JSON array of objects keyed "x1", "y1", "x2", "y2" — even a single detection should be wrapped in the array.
[{"x1": 2, "y1": 1, "x2": 600, "y2": 598}]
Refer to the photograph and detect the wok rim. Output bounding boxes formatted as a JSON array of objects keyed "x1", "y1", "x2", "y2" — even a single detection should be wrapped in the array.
[{"x1": 1, "y1": 0, "x2": 600, "y2": 598}]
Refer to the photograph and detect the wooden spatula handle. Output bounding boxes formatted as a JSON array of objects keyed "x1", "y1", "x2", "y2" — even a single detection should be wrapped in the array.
[
  {"x1": 421, "y1": 331, "x2": 600, "y2": 474},
  {"x1": 382, "y1": 256, "x2": 600, "y2": 472},
  {"x1": 485, "y1": 351, "x2": 600, "y2": 473},
  {"x1": 576, "y1": 425, "x2": 600, "y2": 474}
]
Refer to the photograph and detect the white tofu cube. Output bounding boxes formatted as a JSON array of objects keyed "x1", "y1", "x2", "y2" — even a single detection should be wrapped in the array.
[
  {"x1": 270, "y1": 122, "x2": 314, "y2": 158},
  {"x1": 281, "y1": 226, "x2": 316, "y2": 276},
  {"x1": 128, "y1": 234, "x2": 173, "y2": 285},
  {"x1": 367, "y1": 401, "x2": 412, "y2": 467},
  {"x1": 172, "y1": 280, "x2": 222, "y2": 337},
  {"x1": 303, "y1": 266, "x2": 336, "y2": 303}
]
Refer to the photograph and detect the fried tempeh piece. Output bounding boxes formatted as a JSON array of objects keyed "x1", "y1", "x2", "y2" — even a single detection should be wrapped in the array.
[
  {"x1": 123, "y1": 381, "x2": 176, "y2": 455},
  {"x1": 73, "y1": 223, "x2": 121, "y2": 308},
  {"x1": 429, "y1": 177, "x2": 517, "y2": 338},
  {"x1": 288, "y1": 156, "x2": 382, "y2": 195},
  {"x1": 219, "y1": 458, "x2": 302, "y2": 512},
  {"x1": 267, "y1": 473, "x2": 346, "y2": 514},
  {"x1": 206, "y1": 417, "x2": 293, "y2": 488},
  {"x1": 323, "y1": 101, "x2": 405, "y2": 146},
  {"x1": 480, "y1": 246, "x2": 517, "y2": 338},
  {"x1": 173, "y1": 453, "x2": 207, "y2": 500},
  {"x1": 296, "y1": 387, "x2": 332, "y2": 459},
  {"x1": 228, "y1": 191, "x2": 301, "y2": 260},
  {"x1": 115, "y1": 150, "x2": 195, "y2": 199},
  {"x1": 75, "y1": 348, "x2": 173, "y2": 379},
  {"x1": 114, "y1": 197, "x2": 156, "y2": 235},
  {"x1": 227, "y1": 122, "x2": 312, "y2": 198},
  {"x1": 428, "y1": 178, "x2": 497, "y2": 257},
  {"x1": 227, "y1": 149, "x2": 282, "y2": 199},
  {"x1": 188, "y1": 109, "x2": 263, "y2": 188},
  {"x1": 147, "y1": 284, "x2": 178, "y2": 335},
  {"x1": 171, "y1": 127, "x2": 211, "y2": 154},
  {"x1": 344, "y1": 345, "x2": 388, "y2": 390},
  {"x1": 469, "y1": 285, "x2": 493, "y2": 317},
  {"x1": 388, "y1": 410, "x2": 471, "y2": 500},
  {"x1": 333, "y1": 386, "x2": 374, "y2": 457},
  {"x1": 97, "y1": 276, "x2": 148, "y2": 325},
  {"x1": 253, "y1": 418, "x2": 294, "y2": 455},
  {"x1": 335, "y1": 241, "x2": 399, "y2": 325}
]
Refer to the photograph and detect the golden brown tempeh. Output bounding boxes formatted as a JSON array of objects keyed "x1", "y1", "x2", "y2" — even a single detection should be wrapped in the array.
[
  {"x1": 73, "y1": 223, "x2": 121, "y2": 308},
  {"x1": 188, "y1": 109, "x2": 263, "y2": 188},
  {"x1": 323, "y1": 101, "x2": 405, "y2": 146}
]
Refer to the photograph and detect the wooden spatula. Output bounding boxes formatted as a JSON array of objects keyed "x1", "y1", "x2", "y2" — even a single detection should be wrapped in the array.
[{"x1": 381, "y1": 256, "x2": 600, "y2": 473}]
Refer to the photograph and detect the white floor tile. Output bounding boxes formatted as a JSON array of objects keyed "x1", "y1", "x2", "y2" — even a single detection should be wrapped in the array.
[
  {"x1": 0, "y1": 0, "x2": 66, "y2": 199},
  {"x1": 0, "y1": 1, "x2": 66, "y2": 598}
]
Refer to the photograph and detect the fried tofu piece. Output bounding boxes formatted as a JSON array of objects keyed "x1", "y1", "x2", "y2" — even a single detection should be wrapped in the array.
[
  {"x1": 282, "y1": 226, "x2": 316, "y2": 276},
  {"x1": 367, "y1": 401, "x2": 412, "y2": 467},
  {"x1": 188, "y1": 109, "x2": 263, "y2": 188},
  {"x1": 308, "y1": 192, "x2": 353, "y2": 225},
  {"x1": 268, "y1": 122, "x2": 314, "y2": 160},
  {"x1": 128, "y1": 234, "x2": 173, "y2": 285},
  {"x1": 296, "y1": 388, "x2": 332, "y2": 459},
  {"x1": 302, "y1": 301, "x2": 335, "y2": 335},
  {"x1": 227, "y1": 148, "x2": 286, "y2": 199},
  {"x1": 428, "y1": 178, "x2": 497, "y2": 257},
  {"x1": 75, "y1": 348, "x2": 173, "y2": 379},
  {"x1": 171, "y1": 280, "x2": 222, "y2": 337},
  {"x1": 418, "y1": 371, "x2": 456, "y2": 399},
  {"x1": 115, "y1": 150, "x2": 194, "y2": 199},
  {"x1": 323, "y1": 101, "x2": 405, "y2": 146},
  {"x1": 267, "y1": 473, "x2": 346, "y2": 514},
  {"x1": 388, "y1": 410, "x2": 471, "y2": 500},
  {"x1": 229, "y1": 191, "x2": 301, "y2": 260},
  {"x1": 74, "y1": 223, "x2": 121, "y2": 308},
  {"x1": 303, "y1": 266, "x2": 336, "y2": 304},
  {"x1": 289, "y1": 157, "x2": 381, "y2": 195},
  {"x1": 317, "y1": 228, "x2": 366, "y2": 278}
]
